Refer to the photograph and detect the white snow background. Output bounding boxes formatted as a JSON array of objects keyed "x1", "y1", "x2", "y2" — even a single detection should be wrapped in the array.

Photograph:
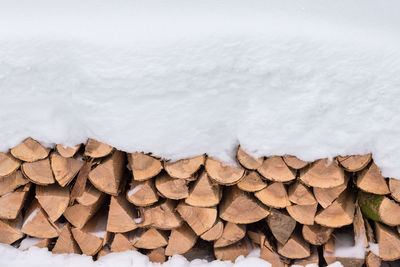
[{"x1": 0, "y1": 0, "x2": 399, "y2": 266}]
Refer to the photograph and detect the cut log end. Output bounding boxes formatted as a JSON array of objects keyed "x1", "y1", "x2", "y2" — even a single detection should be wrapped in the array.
[
  {"x1": 205, "y1": 157, "x2": 244, "y2": 185},
  {"x1": 236, "y1": 146, "x2": 263, "y2": 170}
]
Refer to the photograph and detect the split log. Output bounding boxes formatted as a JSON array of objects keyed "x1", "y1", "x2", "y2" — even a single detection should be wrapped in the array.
[
  {"x1": 10, "y1": 138, "x2": 49, "y2": 162},
  {"x1": 147, "y1": 247, "x2": 166, "y2": 263},
  {"x1": 260, "y1": 236, "x2": 287, "y2": 267},
  {"x1": 254, "y1": 182, "x2": 290, "y2": 208},
  {"x1": 71, "y1": 227, "x2": 103, "y2": 256},
  {"x1": 64, "y1": 194, "x2": 105, "y2": 228},
  {"x1": 247, "y1": 230, "x2": 263, "y2": 245},
  {"x1": 176, "y1": 202, "x2": 217, "y2": 235},
  {"x1": 164, "y1": 154, "x2": 205, "y2": 179},
  {"x1": 356, "y1": 162, "x2": 389, "y2": 195},
  {"x1": 267, "y1": 209, "x2": 296, "y2": 245},
  {"x1": 353, "y1": 204, "x2": 368, "y2": 248},
  {"x1": 200, "y1": 219, "x2": 224, "y2": 241},
  {"x1": 205, "y1": 157, "x2": 244, "y2": 185},
  {"x1": 22, "y1": 158, "x2": 55, "y2": 185},
  {"x1": 134, "y1": 228, "x2": 168, "y2": 249},
  {"x1": 214, "y1": 222, "x2": 246, "y2": 248},
  {"x1": 21, "y1": 200, "x2": 59, "y2": 238},
  {"x1": 56, "y1": 144, "x2": 81, "y2": 158},
  {"x1": 214, "y1": 239, "x2": 250, "y2": 262},
  {"x1": 366, "y1": 251, "x2": 381, "y2": 267},
  {"x1": 257, "y1": 156, "x2": 296, "y2": 182},
  {"x1": 139, "y1": 199, "x2": 182, "y2": 230},
  {"x1": 359, "y1": 192, "x2": 400, "y2": 226},
  {"x1": 236, "y1": 146, "x2": 263, "y2": 170},
  {"x1": 293, "y1": 247, "x2": 319, "y2": 266},
  {"x1": 53, "y1": 223, "x2": 81, "y2": 254},
  {"x1": 155, "y1": 172, "x2": 188, "y2": 200},
  {"x1": 302, "y1": 224, "x2": 333, "y2": 245},
  {"x1": 84, "y1": 139, "x2": 113, "y2": 158},
  {"x1": 76, "y1": 183, "x2": 102, "y2": 206},
  {"x1": 0, "y1": 152, "x2": 20, "y2": 178},
  {"x1": 286, "y1": 203, "x2": 318, "y2": 225},
  {"x1": 50, "y1": 152, "x2": 84, "y2": 187},
  {"x1": 185, "y1": 170, "x2": 221, "y2": 207},
  {"x1": 283, "y1": 155, "x2": 309, "y2": 170},
  {"x1": 165, "y1": 223, "x2": 197, "y2": 255},
  {"x1": 315, "y1": 191, "x2": 355, "y2": 228},
  {"x1": 313, "y1": 177, "x2": 348, "y2": 208},
  {"x1": 237, "y1": 171, "x2": 267, "y2": 192},
  {"x1": 0, "y1": 186, "x2": 30, "y2": 219},
  {"x1": 69, "y1": 159, "x2": 93, "y2": 204},
  {"x1": 110, "y1": 232, "x2": 135, "y2": 252},
  {"x1": 107, "y1": 195, "x2": 138, "y2": 233},
  {"x1": 300, "y1": 158, "x2": 344, "y2": 188},
  {"x1": 277, "y1": 232, "x2": 310, "y2": 259},
  {"x1": 337, "y1": 154, "x2": 372, "y2": 172},
  {"x1": 389, "y1": 178, "x2": 400, "y2": 202},
  {"x1": 35, "y1": 184, "x2": 70, "y2": 222},
  {"x1": 128, "y1": 152, "x2": 162, "y2": 181},
  {"x1": 88, "y1": 151, "x2": 125, "y2": 195},
  {"x1": 126, "y1": 179, "x2": 158, "y2": 207},
  {"x1": 220, "y1": 186, "x2": 269, "y2": 224},
  {"x1": 288, "y1": 182, "x2": 316, "y2": 205},
  {"x1": 0, "y1": 170, "x2": 28, "y2": 196},
  {"x1": 0, "y1": 219, "x2": 24, "y2": 244},
  {"x1": 19, "y1": 237, "x2": 51, "y2": 250}
]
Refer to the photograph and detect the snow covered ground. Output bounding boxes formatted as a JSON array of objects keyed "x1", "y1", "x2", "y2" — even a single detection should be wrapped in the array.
[{"x1": 0, "y1": 0, "x2": 400, "y2": 266}]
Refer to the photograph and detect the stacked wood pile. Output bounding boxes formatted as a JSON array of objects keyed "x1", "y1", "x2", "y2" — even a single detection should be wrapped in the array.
[{"x1": 1, "y1": 138, "x2": 400, "y2": 266}]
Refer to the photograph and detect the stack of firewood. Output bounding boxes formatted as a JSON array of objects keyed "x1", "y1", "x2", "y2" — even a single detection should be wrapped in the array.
[{"x1": 1, "y1": 138, "x2": 400, "y2": 266}]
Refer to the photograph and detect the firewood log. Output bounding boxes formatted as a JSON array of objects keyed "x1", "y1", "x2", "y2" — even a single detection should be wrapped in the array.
[
  {"x1": 76, "y1": 182, "x2": 102, "y2": 206},
  {"x1": 205, "y1": 157, "x2": 244, "y2": 185},
  {"x1": 214, "y1": 239, "x2": 250, "y2": 262},
  {"x1": 128, "y1": 152, "x2": 162, "y2": 181},
  {"x1": 164, "y1": 155, "x2": 205, "y2": 179},
  {"x1": 353, "y1": 204, "x2": 368, "y2": 248},
  {"x1": 107, "y1": 195, "x2": 139, "y2": 233},
  {"x1": 236, "y1": 146, "x2": 263, "y2": 170},
  {"x1": 255, "y1": 182, "x2": 290, "y2": 208},
  {"x1": 0, "y1": 152, "x2": 20, "y2": 178},
  {"x1": 165, "y1": 223, "x2": 197, "y2": 255},
  {"x1": 52, "y1": 223, "x2": 81, "y2": 254},
  {"x1": 286, "y1": 203, "x2": 317, "y2": 225},
  {"x1": 323, "y1": 235, "x2": 366, "y2": 267},
  {"x1": 356, "y1": 162, "x2": 389, "y2": 195},
  {"x1": 300, "y1": 159, "x2": 344, "y2": 188},
  {"x1": 19, "y1": 237, "x2": 51, "y2": 250},
  {"x1": 138, "y1": 199, "x2": 182, "y2": 230},
  {"x1": 366, "y1": 251, "x2": 381, "y2": 267},
  {"x1": 214, "y1": 222, "x2": 246, "y2": 248},
  {"x1": 237, "y1": 171, "x2": 267, "y2": 192},
  {"x1": 257, "y1": 156, "x2": 296, "y2": 182},
  {"x1": 288, "y1": 182, "x2": 316, "y2": 205},
  {"x1": 11, "y1": 138, "x2": 49, "y2": 162},
  {"x1": 359, "y1": 192, "x2": 400, "y2": 226},
  {"x1": 220, "y1": 186, "x2": 269, "y2": 224},
  {"x1": 50, "y1": 152, "x2": 83, "y2": 187},
  {"x1": 389, "y1": 178, "x2": 400, "y2": 202},
  {"x1": 134, "y1": 228, "x2": 168, "y2": 249},
  {"x1": 277, "y1": 232, "x2": 310, "y2": 259},
  {"x1": 176, "y1": 202, "x2": 217, "y2": 235},
  {"x1": 126, "y1": 179, "x2": 158, "y2": 207},
  {"x1": 64, "y1": 193, "x2": 105, "y2": 228},
  {"x1": 283, "y1": 155, "x2": 309, "y2": 170},
  {"x1": 22, "y1": 158, "x2": 55, "y2": 185},
  {"x1": 35, "y1": 184, "x2": 69, "y2": 222},
  {"x1": 260, "y1": 236, "x2": 288, "y2": 267},
  {"x1": 185, "y1": 170, "x2": 221, "y2": 207},
  {"x1": 155, "y1": 172, "x2": 189, "y2": 200},
  {"x1": 313, "y1": 176, "x2": 348, "y2": 208},
  {"x1": 84, "y1": 139, "x2": 113, "y2": 158},
  {"x1": 56, "y1": 144, "x2": 81, "y2": 158},
  {"x1": 337, "y1": 154, "x2": 372, "y2": 172},
  {"x1": 0, "y1": 218, "x2": 24, "y2": 244},
  {"x1": 302, "y1": 224, "x2": 333, "y2": 245},
  {"x1": 21, "y1": 200, "x2": 59, "y2": 238},
  {"x1": 147, "y1": 247, "x2": 166, "y2": 263},
  {"x1": 0, "y1": 185, "x2": 30, "y2": 220},
  {"x1": 110, "y1": 232, "x2": 136, "y2": 252},
  {"x1": 0, "y1": 170, "x2": 28, "y2": 196},
  {"x1": 293, "y1": 246, "x2": 319, "y2": 266},
  {"x1": 200, "y1": 219, "x2": 223, "y2": 241},
  {"x1": 267, "y1": 209, "x2": 296, "y2": 245}
]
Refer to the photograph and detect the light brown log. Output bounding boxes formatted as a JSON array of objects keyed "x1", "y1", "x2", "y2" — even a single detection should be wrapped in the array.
[
  {"x1": 110, "y1": 232, "x2": 135, "y2": 252},
  {"x1": 257, "y1": 156, "x2": 296, "y2": 182},
  {"x1": 302, "y1": 224, "x2": 333, "y2": 245},
  {"x1": 0, "y1": 152, "x2": 20, "y2": 178},
  {"x1": 359, "y1": 192, "x2": 400, "y2": 226},
  {"x1": 88, "y1": 151, "x2": 124, "y2": 195},
  {"x1": 236, "y1": 146, "x2": 263, "y2": 170},
  {"x1": 76, "y1": 183, "x2": 102, "y2": 206},
  {"x1": 155, "y1": 172, "x2": 188, "y2": 200},
  {"x1": 277, "y1": 232, "x2": 310, "y2": 259},
  {"x1": 147, "y1": 247, "x2": 166, "y2": 263},
  {"x1": 164, "y1": 154, "x2": 205, "y2": 179},
  {"x1": 84, "y1": 139, "x2": 113, "y2": 158},
  {"x1": 126, "y1": 179, "x2": 159, "y2": 207},
  {"x1": 0, "y1": 185, "x2": 30, "y2": 220},
  {"x1": 214, "y1": 239, "x2": 250, "y2": 262},
  {"x1": 53, "y1": 223, "x2": 81, "y2": 254},
  {"x1": 10, "y1": 138, "x2": 49, "y2": 162},
  {"x1": 313, "y1": 177, "x2": 348, "y2": 208},
  {"x1": 134, "y1": 228, "x2": 168, "y2": 249},
  {"x1": 64, "y1": 194, "x2": 105, "y2": 228},
  {"x1": 56, "y1": 144, "x2": 81, "y2": 158},
  {"x1": 35, "y1": 184, "x2": 69, "y2": 222},
  {"x1": 214, "y1": 222, "x2": 246, "y2": 248},
  {"x1": 185, "y1": 170, "x2": 221, "y2": 207},
  {"x1": 71, "y1": 227, "x2": 103, "y2": 256},
  {"x1": 247, "y1": 230, "x2": 264, "y2": 245},
  {"x1": 0, "y1": 170, "x2": 28, "y2": 196},
  {"x1": 0, "y1": 219, "x2": 24, "y2": 244},
  {"x1": 165, "y1": 223, "x2": 198, "y2": 255},
  {"x1": 300, "y1": 158, "x2": 344, "y2": 188},
  {"x1": 220, "y1": 186, "x2": 269, "y2": 224},
  {"x1": 139, "y1": 200, "x2": 182, "y2": 230},
  {"x1": 21, "y1": 200, "x2": 59, "y2": 238},
  {"x1": 50, "y1": 152, "x2": 84, "y2": 187},
  {"x1": 337, "y1": 154, "x2": 372, "y2": 172},
  {"x1": 293, "y1": 247, "x2": 319, "y2": 266},
  {"x1": 283, "y1": 155, "x2": 309, "y2": 170},
  {"x1": 286, "y1": 203, "x2": 317, "y2": 225},
  {"x1": 357, "y1": 162, "x2": 389, "y2": 195},
  {"x1": 69, "y1": 159, "x2": 93, "y2": 205},
  {"x1": 255, "y1": 182, "x2": 290, "y2": 208},
  {"x1": 366, "y1": 251, "x2": 381, "y2": 267},
  {"x1": 260, "y1": 236, "x2": 287, "y2": 267},
  {"x1": 107, "y1": 195, "x2": 138, "y2": 233},
  {"x1": 389, "y1": 178, "x2": 400, "y2": 202},
  {"x1": 353, "y1": 204, "x2": 368, "y2": 248},
  {"x1": 315, "y1": 191, "x2": 355, "y2": 228},
  {"x1": 205, "y1": 157, "x2": 244, "y2": 185},
  {"x1": 200, "y1": 219, "x2": 224, "y2": 241},
  {"x1": 237, "y1": 171, "x2": 267, "y2": 192},
  {"x1": 128, "y1": 152, "x2": 162, "y2": 181},
  {"x1": 176, "y1": 202, "x2": 217, "y2": 235},
  {"x1": 267, "y1": 209, "x2": 296, "y2": 245},
  {"x1": 22, "y1": 158, "x2": 55, "y2": 185},
  {"x1": 288, "y1": 182, "x2": 316, "y2": 205}
]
